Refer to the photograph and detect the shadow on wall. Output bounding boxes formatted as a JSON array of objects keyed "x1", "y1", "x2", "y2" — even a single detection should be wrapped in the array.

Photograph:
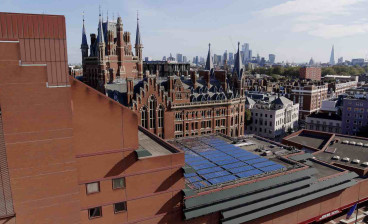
[
  {"x1": 155, "y1": 169, "x2": 182, "y2": 193},
  {"x1": 156, "y1": 191, "x2": 183, "y2": 223},
  {"x1": 104, "y1": 152, "x2": 136, "y2": 178}
]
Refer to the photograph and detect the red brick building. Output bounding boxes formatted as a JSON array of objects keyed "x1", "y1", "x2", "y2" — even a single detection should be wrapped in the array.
[
  {"x1": 299, "y1": 67, "x2": 321, "y2": 81},
  {"x1": 105, "y1": 44, "x2": 248, "y2": 139},
  {"x1": 0, "y1": 12, "x2": 184, "y2": 224},
  {"x1": 81, "y1": 11, "x2": 143, "y2": 93},
  {"x1": 3, "y1": 11, "x2": 368, "y2": 224},
  {"x1": 291, "y1": 82, "x2": 328, "y2": 119}
]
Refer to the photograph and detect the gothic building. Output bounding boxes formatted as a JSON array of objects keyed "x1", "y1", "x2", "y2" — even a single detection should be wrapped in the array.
[
  {"x1": 81, "y1": 11, "x2": 143, "y2": 92},
  {"x1": 105, "y1": 43, "x2": 248, "y2": 139}
]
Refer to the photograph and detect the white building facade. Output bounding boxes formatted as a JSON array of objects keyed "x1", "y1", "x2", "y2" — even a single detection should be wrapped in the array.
[{"x1": 245, "y1": 96, "x2": 299, "y2": 139}]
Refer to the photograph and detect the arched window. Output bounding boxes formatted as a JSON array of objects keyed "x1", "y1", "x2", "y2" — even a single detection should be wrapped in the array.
[
  {"x1": 149, "y1": 96, "x2": 156, "y2": 129},
  {"x1": 158, "y1": 106, "x2": 164, "y2": 128},
  {"x1": 141, "y1": 107, "x2": 148, "y2": 128}
]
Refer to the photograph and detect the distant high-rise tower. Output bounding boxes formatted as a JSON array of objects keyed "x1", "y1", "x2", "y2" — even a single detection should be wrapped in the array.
[
  {"x1": 269, "y1": 54, "x2": 276, "y2": 64},
  {"x1": 329, "y1": 45, "x2": 335, "y2": 65},
  {"x1": 309, "y1": 57, "x2": 315, "y2": 66},
  {"x1": 205, "y1": 43, "x2": 214, "y2": 74}
]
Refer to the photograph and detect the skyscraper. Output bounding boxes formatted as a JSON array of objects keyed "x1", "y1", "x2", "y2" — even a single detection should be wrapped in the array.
[
  {"x1": 330, "y1": 45, "x2": 335, "y2": 65},
  {"x1": 176, "y1": 53, "x2": 183, "y2": 63},
  {"x1": 269, "y1": 54, "x2": 276, "y2": 64},
  {"x1": 242, "y1": 43, "x2": 250, "y2": 62}
]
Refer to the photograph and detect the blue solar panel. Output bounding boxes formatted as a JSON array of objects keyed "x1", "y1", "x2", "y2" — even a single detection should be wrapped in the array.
[
  {"x1": 184, "y1": 173, "x2": 197, "y2": 178},
  {"x1": 187, "y1": 176, "x2": 203, "y2": 183},
  {"x1": 229, "y1": 165, "x2": 255, "y2": 173},
  {"x1": 259, "y1": 164, "x2": 285, "y2": 172},
  {"x1": 179, "y1": 136, "x2": 286, "y2": 190},
  {"x1": 197, "y1": 166, "x2": 223, "y2": 175},
  {"x1": 202, "y1": 171, "x2": 230, "y2": 179},
  {"x1": 192, "y1": 180, "x2": 210, "y2": 188},
  {"x1": 208, "y1": 175, "x2": 237, "y2": 184},
  {"x1": 237, "y1": 169, "x2": 263, "y2": 178},
  {"x1": 191, "y1": 162, "x2": 216, "y2": 170},
  {"x1": 252, "y1": 161, "x2": 278, "y2": 168},
  {"x1": 215, "y1": 158, "x2": 240, "y2": 165},
  {"x1": 238, "y1": 155, "x2": 260, "y2": 161},
  {"x1": 222, "y1": 162, "x2": 247, "y2": 169},
  {"x1": 245, "y1": 158, "x2": 268, "y2": 164}
]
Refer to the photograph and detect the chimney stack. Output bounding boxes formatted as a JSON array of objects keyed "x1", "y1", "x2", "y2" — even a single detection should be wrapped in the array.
[{"x1": 190, "y1": 71, "x2": 197, "y2": 89}]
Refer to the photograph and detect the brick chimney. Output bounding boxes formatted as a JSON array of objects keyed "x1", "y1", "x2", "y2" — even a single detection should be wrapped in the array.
[
  {"x1": 199, "y1": 70, "x2": 210, "y2": 88},
  {"x1": 190, "y1": 71, "x2": 197, "y2": 89},
  {"x1": 214, "y1": 70, "x2": 227, "y2": 91}
]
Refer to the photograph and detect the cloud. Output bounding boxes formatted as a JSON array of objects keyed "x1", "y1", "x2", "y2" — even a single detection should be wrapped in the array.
[
  {"x1": 258, "y1": 0, "x2": 364, "y2": 17},
  {"x1": 258, "y1": 0, "x2": 368, "y2": 39},
  {"x1": 293, "y1": 23, "x2": 368, "y2": 38}
]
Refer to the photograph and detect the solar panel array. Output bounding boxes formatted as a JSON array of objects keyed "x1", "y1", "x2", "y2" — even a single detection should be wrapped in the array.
[{"x1": 172, "y1": 136, "x2": 285, "y2": 189}]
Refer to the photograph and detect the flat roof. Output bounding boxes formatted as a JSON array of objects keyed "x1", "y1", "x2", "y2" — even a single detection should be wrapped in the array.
[
  {"x1": 138, "y1": 131, "x2": 173, "y2": 157},
  {"x1": 287, "y1": 133, "x2": 329, "y2": 150},
  {"x1": 169, "y1": 135, "x2": 297, "y2": 191},
  {"x1": 316, "y1": 136, "x2": 368, "y2": 169},
  {"x1": 284, "y1": 130, "x2": 368, "y2": 170}
]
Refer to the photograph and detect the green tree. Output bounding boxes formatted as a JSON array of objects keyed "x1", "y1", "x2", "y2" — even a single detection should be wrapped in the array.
[{"x1": 244, "y1": 109, "x2": 252, "y2": 125}]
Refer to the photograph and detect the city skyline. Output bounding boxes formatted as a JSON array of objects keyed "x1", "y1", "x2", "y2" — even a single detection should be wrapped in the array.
[{"x1": 2, "y1": 0, "x2": 368, "y2": 64}]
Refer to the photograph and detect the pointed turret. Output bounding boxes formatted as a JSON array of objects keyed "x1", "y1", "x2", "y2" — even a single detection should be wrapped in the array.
[
  {"x1": 97, "y1": 12, "x2": 105, "y2": 44},
  {"x1": 135, "y1": 13, "x2": 141, "y2": 46},
  {"x1": 134, "y1": 11, "x2": 143, "y2": 78},
  {"x1": 205, "y1": 43, "x2": 214, "y2": 74},
  {"x1": 81, "y1": 12, "x2": 89, "y2": 61},
  {"x1": 233, "y1": 42, "x2": 243, "y2": 78}
]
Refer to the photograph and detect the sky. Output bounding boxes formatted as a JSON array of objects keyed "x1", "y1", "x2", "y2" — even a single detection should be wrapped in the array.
[{"x1": 2, "y1": 0, "x2": 368, "y2": 64}]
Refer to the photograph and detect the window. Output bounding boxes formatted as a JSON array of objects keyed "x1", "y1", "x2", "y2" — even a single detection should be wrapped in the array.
[
  {"x1": 158, "y1": 106, "x2": 164, "y2": 128},
  {"x1": 86, "y1": 182, "x2": 99, "y2": 194},
  {"x1": 175, "y1": 124, "x2": 183, "y2": 132},
  {"x1": 89, "y1": 207, "x2": 102, "y2": 219},
  {"x1": 149, "y1": 96, "x2": 156, "y2": 129},
  {"x1": 114, "y1": 202, "x2": 127, "y2": 213},
  {"x1": 141, "y1": 107, "x2": 148, "y2": 128},
  {"x1": 112, "y1": 177, "x2": 126, "y2": 189}
]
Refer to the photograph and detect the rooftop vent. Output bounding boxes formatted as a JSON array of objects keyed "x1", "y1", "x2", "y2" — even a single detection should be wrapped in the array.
[
  {"x1": 332, "y1": 155, "x2": 340, "y2": 160},
  {"x1": 352, "y1": 159, "x2": 361, "y2": 164},
  {"x1": 342, "y1": 157, "x2": 350, "y2": 162}
]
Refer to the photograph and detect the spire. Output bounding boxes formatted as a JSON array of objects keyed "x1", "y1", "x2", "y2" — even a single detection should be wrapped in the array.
[
  {"x1": 233, "y1": 42, "x2": 243, "y2": 78},
  {"x1": 81, "y1": 11, "x2": 88, "y2": 46},
  {"x1": 205, "y1": 43, "x2": 214, "y2": 72},
  {"x1": 135, "y1": 11, "x2": 141, "y2": 46},
  {"x1": 97, "y1": 8, "x2": 104, "y2": 44}
]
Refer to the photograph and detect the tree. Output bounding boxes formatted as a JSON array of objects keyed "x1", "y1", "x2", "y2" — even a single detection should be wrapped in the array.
[{"x1": 244, "y1": 109, "x2": 252, "y2": 125}]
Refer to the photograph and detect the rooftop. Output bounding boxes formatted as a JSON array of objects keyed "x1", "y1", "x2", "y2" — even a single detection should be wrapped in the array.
[
  {"x1": 169, "y1": 135, "x2": 300, "y2": 192},
  {"x1": 179, "y1": 134, "x2": 357, "y2": 223},
  {"x1": 283, "y1": 130, "x2": 368, "y2": 172},
  {"x1": 137, "y1": 129, "x2": 178, "y2": 157}
]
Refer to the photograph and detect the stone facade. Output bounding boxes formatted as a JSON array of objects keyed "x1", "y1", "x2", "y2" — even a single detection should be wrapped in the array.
[
  {"x1": 305, "y1": 112, "x2": 342, "y2": 133},
  {"x1": 245, "y1": 96, "x2": 299, "y2": 139}
]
